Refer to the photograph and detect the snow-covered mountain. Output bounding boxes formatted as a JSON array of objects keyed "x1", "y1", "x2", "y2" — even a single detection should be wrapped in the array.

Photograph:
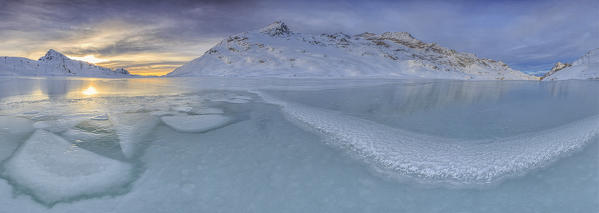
[
  {"x1": 168, "y1": 21, "x2": 536, "y2": 80},
  {"x1": 542, "y1": 49, "x2": 599, "y2": 81},
  {"x1": 0, "y1": 49, "x2": 133, "y2": 77}
]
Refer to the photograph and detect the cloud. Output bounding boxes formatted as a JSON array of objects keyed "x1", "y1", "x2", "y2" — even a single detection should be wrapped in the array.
[{"x1": 0, "y1": 0, "x2": 596, "y2": 75}]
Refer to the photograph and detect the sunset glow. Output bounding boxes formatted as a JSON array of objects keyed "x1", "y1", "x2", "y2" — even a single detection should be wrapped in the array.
[
  {"x1": 69, "y1": 55, "x2": 109, "y2": 64},
  {"x1": 82, "y1": 86, "x2": 98, "y2": 95}
]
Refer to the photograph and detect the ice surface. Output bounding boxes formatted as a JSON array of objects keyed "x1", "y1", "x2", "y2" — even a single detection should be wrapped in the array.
[
  {"x1": 1, "y1": 130, "x2": 133, "y2": 205},
  {"x1": 91, "y1": 114, "x2": 109, "y2": 121},
  {"x1": 191, "y1": 107, "x2": 225, "y2": 115},
  {"x1": 109, "y1": 113, "x2": 159, "y2": 158},
  {"x1": 260, "y1": 93, "x2": 599, "y2": 185},
  {"x1": 0, "y1": 77, "x2": 597, "y2": 212},
  {"x1": 161, "y1": 114, "x2": 232, "y2": 133},
  {"x1": 32, "y1": 117, "x2": 86, "y2": 133},
  {"x1": 0, "y1": 116, "x2": 34, "y2": 135},
  {"x1": 0, "y1": 116, "x2": 34, "y2": 161},
  {"x1": 171, "y1": 106, "x2": 193, "y2": 113}
]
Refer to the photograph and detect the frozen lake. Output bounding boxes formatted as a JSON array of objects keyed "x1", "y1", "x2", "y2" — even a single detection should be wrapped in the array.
[{"x1": 0, "y1": 77, "x2": 597, "y2": 212}]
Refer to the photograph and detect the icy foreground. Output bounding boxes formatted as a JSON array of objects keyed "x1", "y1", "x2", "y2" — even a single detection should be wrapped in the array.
[
  {"x1": 0, "y1": 49, "x2": 133, "y2": 77},
  {"x1": 2, "y1": 130, "x2": 134, "y2": 204},
  {"x1": 0, "y1": 78, "x2": 597, "y2": 212},
  {"x1": 168, "y1": 21, "x2": 536, "y2": 80},
  {"x1": 542, "y1": 48, "x2": 599, "y2": 80}
]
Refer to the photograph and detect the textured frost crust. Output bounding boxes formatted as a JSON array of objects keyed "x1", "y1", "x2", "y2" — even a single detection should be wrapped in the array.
[{"x1": 261, "y1": 93, "x2": 599, "y2": 185}]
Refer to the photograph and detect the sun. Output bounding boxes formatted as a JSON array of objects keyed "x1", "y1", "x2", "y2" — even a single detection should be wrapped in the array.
[
  {"x1": 82, "y1": 86, "x2": 98, "y2": 95},
  {"x1": 69, "y1": 55, "x2": 109, "y2": 64}
]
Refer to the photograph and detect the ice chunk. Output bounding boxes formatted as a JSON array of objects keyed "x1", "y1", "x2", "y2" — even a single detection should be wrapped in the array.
[
  {"x1": 210, "y1": 95, "x2": 252, "y2": 104},
  {"x1": 91, "y1": 114, "x2": 109, "y2": 121},
  {"x1": 33, "y1": 117, "x2": 86, "y2": 133},
  {"x1": 0, "y1": 116, "x2": 34, "y2": 161},
  {"x1": 172, "y1": 106, "x2": 193, "y2": 113},
  {"x1": 222, "y1": 98, "x2": 251, "y2": 104},
  {"x1": 191, "y1": 107, "x2": 225, "y2": 115},
  {"x1": 110, "y1": 113, "x2": 159, "y2": 158},
  {"x1": 1, "y1": 130, "x2": 133, "y2": 205},
  {"x1": 150, "y1": 110, "x2": 178, "y2": 117},
  {"x1": 161, "y1": 114, "x2": 232, "y2": 133},
  {"x1": 0, "y1": 116, "x2": 34, "y2": 135},
  {"x1": 61, "y1": 128, "x2": 124, "y2": 161},
  {"x1": 62, "y1": 128, "x2": 106, "y2": 142}
]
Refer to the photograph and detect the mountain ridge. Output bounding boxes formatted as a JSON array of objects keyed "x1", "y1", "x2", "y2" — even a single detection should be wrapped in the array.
[
  {"x1": 167, "y1": 21, "x2": 537, "y2": 80},
  {"x1": 0, "y1": 49, "x2": 133, "y2": 77},
  {"x1": 542, "y1": 48, "x2": 599, "y2": 81}
]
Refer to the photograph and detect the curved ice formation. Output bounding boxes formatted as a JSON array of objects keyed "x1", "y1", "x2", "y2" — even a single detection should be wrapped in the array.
[
  {"x1": 261, "y1": 94, "x2": 599, "y2": 185},
  {"x1": 109, "y1": 113, "x2": 159, "y2": 158},
  {"x1": 161, "y1": 114, "x2": 232, "y2": 133},
  {"x1": 1, "y1": 130, "x2": 133, "y2": 205}
]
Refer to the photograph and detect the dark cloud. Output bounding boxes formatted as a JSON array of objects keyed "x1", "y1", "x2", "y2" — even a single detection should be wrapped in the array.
[{"x1": 0, "y1": 0, "x2": 597, "y2": 74}]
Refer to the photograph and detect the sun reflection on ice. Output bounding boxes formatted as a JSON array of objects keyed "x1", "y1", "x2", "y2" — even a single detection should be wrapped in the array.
[{"x1": 82, "y1": 86, "x2": 98, "y2": 95}]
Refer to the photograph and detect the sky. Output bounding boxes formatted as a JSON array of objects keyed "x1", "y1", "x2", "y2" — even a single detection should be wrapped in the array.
[{"x1": 0, "y1": 0, "x2": 597, "y2": 76}]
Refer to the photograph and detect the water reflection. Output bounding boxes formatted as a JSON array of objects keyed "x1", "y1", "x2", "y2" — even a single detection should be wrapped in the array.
[
  {"x1": 82, "y1": 86, "x2": 98, "y2": 96},
  {"x1": 264, "y1": 80, "x2": 599, "y2": 139}
]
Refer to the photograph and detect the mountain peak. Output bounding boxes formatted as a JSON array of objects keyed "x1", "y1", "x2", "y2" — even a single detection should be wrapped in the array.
[
  {"x1": 39, "y1": 49, "x2": 69, "y2": 62},
  {"x1": 260, "y1": 21, "x2": 291, "y2": 36},
  {"x1": 380, "y1": 32, "x2": 421, "y2": 44},
  {"x1": 381, "y1": 32, "x2": 415, "y2": 40}
]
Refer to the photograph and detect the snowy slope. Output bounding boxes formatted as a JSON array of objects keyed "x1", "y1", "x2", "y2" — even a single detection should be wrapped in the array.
[
  {"x1": 542, "y1": 49, "x2": 599, "y2": 81},
  {"x1": 0, "y1": 49, "x2": 134, "y2": 77},
  {"x1": 168, "y1": 21, "x2": 536, "y2": 80}
]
